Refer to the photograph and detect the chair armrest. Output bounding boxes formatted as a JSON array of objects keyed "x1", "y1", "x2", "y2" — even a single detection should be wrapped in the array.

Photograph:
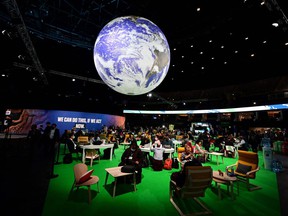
[
  {"x1": 170, "y1": 180, "x2": 181, "y2": 191},
  {"x1": 246, "y1": 166, "x2": 260, "y2": 176},
  {"x1": 226, "y1": 163, "x2": 237, "y2": 173},
  {"x1": 171, "y1": 180, "x2": 177, "y2": 186}
]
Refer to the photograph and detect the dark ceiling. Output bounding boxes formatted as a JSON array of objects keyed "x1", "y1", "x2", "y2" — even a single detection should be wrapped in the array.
[{"x1": 1, "y1": 0, "x2": 288, "y2": 115}]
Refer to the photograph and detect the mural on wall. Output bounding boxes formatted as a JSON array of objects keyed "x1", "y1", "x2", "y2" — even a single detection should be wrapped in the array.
[{"x1": 3, "y1": 109, "x2": 125, "y2": 135}]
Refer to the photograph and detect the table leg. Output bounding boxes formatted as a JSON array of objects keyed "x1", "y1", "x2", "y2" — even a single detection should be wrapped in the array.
[
  {"x1": 109, "y1": 147, "x2": 113, "y2": 161},
  {"x1": 217, "y1": 183, "x2": 221, "y2": 200},
  {"x1": 113, "y1": 178, "x2": 117, "y2": 198},
  {"x1": 133, "y1": 172, "x2": 136, "y2": 192},
  {"x1": 82, "y1": 148, "x2": 85, "y2": 163},
  {"x1": 230, "y1": 181, "x2": 234, "y2": 200},
  {"x1": 105, "y1": 172, "x2": 109, "y2": 185}
]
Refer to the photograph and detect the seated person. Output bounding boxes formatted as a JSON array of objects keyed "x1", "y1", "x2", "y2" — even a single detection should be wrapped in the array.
[
  {"x1": 194, "y1": 140, "x2": 209, "y2": 162},
  {"x1": 150, "y1": 136, "x2": 165, "y2": 171},
  {"x1": 170, "y1": 157, "x2": 202, "y2": 188},
  {"x1": 225, "y1": 145, "x2": 236, "y2": 158},
  {"x1": 119, "y1": 139, "x2": 144, "y2": 183},
  {"x1": 140, "y1": 133, "x2": 151, "y2": 147},
  {"x1": 139, "y1": 133, "x2": 151, "y2": 167},
  {"x1": 214, "y1": 136, "x2": 225, "y2": 152},
  {"x1": 66, "y1": 133, "x2": 81, "y2": 159},
  {"x1": 234, "y1": 136, "x2": 247, "y2": 150},
  {"x1": 180, "y1": 141, "x2": 200, "y2": 168},
  {"x1": 162, "y1": 134, "x2": 174, "y2": 160}
]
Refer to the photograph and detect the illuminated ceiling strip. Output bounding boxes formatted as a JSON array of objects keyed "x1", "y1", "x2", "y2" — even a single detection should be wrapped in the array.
[{"x1": 123, "y1": 104, "x2": 288, "y2": 114}]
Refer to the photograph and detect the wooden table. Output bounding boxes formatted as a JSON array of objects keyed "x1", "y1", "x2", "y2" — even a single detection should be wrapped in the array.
[
  {"x1": 139, "y1": 147, "x2": 175, "y2": 158},
  {"x1": 105, "y1": 166, "x2": 136, "y2": 198},
  {"x1": 208, "y1": 152, "x2": 224, "y2": 165},
  {"x1": 213, "y1": 171, "x2": 238, "y2": 200},
  {"x1": 79, "y1": 143, "x2": 114, "y2": 162}
]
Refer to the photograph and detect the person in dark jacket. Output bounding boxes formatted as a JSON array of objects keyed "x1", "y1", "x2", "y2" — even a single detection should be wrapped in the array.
[{"x1": 119, "y1": 139, "x2": 144, "y2": 183}]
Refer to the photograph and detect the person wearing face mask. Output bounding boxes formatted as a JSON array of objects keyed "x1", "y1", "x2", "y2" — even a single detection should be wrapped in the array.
[{"x1": 119, "y1": 139, "x2": 144, "y2": 183}]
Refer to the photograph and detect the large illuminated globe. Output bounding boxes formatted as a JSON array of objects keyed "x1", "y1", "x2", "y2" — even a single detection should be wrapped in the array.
[{"x1": 93, "y1": 16, "x2": 170, "y2": 95}]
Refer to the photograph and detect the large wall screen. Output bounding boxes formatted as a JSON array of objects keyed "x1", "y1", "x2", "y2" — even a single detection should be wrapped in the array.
[{"x1": 4, "y1": 109, "x2": 125, "y2": 135}]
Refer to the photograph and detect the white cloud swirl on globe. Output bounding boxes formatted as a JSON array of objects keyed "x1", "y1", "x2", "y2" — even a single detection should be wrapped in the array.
[{"x1": 93, "y1": 16, "x2": 170, "y2": 95}]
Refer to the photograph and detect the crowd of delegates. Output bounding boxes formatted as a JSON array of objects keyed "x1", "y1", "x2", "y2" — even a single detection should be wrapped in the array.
[{"x1": 26, "y1": 122, "x2": 288, "y2": 183}]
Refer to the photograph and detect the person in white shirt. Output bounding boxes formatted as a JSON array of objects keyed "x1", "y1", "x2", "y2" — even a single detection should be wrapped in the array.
[{"x1": 150, "y1": 135, "x2": 165, "y2": 171}]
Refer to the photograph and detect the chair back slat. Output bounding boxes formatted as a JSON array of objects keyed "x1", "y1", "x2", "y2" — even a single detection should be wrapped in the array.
[
  {"x1": 78, "y1": 136, "x2": 89, "y2": 143},
  {"x1": 237, "y1": 150, "x2": 259, "y2": 178},
  {"x1": 181, "y1": 166, "x2": 212, "y2": 198}
]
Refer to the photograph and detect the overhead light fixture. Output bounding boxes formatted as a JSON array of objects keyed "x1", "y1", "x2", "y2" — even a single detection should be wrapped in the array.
[
  {"x1": 26, "y1": 66, "x2": 32, "y2": 71},
  {"x1": 272, "y1": 22, "x2": 279, "y2": 27}
]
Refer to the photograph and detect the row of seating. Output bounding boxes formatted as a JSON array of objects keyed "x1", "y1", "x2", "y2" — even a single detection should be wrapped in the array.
[
  {"x1": 72, "y1": 149, "x2": 260, "y2": 215},
  {"x1": 170, "y1": 149, "x2": 261, "y2": 215}
]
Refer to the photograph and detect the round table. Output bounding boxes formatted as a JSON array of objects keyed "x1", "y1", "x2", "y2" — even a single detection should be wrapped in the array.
[{"x1": 212, "y1": 170, "x2": 238, "y2": 200}]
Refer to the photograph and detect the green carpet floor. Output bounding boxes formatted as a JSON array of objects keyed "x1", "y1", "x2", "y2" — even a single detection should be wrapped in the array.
[{"x1": 42, "y1": 145, "x2": 281, "y2": 216}]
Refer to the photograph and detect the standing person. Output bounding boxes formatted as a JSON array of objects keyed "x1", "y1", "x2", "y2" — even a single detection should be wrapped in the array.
[
  {"x1": 119, "y1": 139, "x2": 143, "y2": 183},
  {"x1": 44, "y1": 122, "x2": 60, "y2": 179},
  {"x1": 27, "y1": 124, "x2": 41, "y2": 160},
  {"x1": 39, "y1": 124, "x2": 44, "y2": 135},
  {"x1": 43, "y1": 121, "x2": 52, "y2": 153}
]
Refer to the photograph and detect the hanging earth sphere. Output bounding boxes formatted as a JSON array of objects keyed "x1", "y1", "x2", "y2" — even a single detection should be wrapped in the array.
[{"x1": 93, "y1": 16, "x2": 170, "y2": 95}]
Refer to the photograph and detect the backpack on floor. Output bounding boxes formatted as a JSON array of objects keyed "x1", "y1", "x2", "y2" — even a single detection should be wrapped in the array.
[{"x1": 163, "y1": 158, "x2": 172, "y2": 170}]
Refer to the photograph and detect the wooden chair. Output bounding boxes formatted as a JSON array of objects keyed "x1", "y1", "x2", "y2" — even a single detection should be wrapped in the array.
[
  {"x1": 71, "y1": 163, "x2": 100, "y2": 204},
  {"x1": 177, "y1": 147, "x2": 185, "y2": 164},
  {"x1": 176, "y1": 135, "x2": 184, "y2": 141},
  {"x1": 85, "y1": 149, "x2": 100, "y2": 167},
  {"x1": 77, "y1": 136, "x2": 89, "y2": 144},
  {"x1": 107, "y1": 134, "x2": 113, "y2": 142},
  {"x1": 170, "y1": 166, "x2": 213, "y2": 216},
  {"x1": 226, "y1": 150, "x2": 261, "y2": 191}
]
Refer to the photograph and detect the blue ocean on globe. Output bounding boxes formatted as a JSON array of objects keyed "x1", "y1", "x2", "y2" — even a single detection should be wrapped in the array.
[{"x1": 93, "y1": 16, "x2": 170, "y2": 95}]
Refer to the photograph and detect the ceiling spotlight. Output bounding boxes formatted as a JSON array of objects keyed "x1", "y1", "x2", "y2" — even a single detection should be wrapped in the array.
[
  {"x1": 1, "y1": 29, "x2": 12, "y2": 38},
  {"x1": 26, "y1": 66, "x2": 32, "y2": 71},
  {"x1": 18, "y1": 55, "x2": 25, "y2": 60},
  {"x1": 272, "y1": 22, "x2": 279, "y2": 27}
]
